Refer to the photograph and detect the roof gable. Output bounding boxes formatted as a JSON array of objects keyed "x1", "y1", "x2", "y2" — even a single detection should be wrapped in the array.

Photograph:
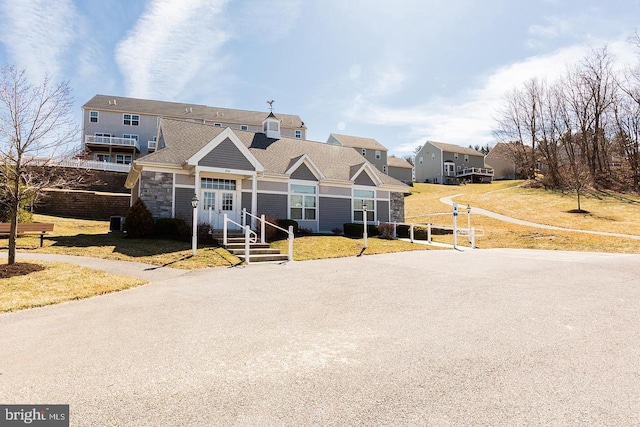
[
  {"x1": 350, "y1": 162, "x2": 383, "y2": 186},
  {"x1": 187, "y1": 127, "x2": 263, "y2": 172},
  {"x1": 285, "y1": 154, "x2": 325, "y2": 181},
  {"x1": 328, "y1": 133, "x2": 388, "y2": 151}
]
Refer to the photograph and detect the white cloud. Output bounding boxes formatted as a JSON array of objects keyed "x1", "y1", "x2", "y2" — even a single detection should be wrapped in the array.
[
  {"x1": 115, "y1": 0, "x2": 231, "y2": 100},
  {"x1": 370, "y1": 65, "x2": 407, "y2": 97},
  {"x1": 236, "y1": 0, "x2": 303, "y2": 43},
  {"x1": 528, "y1": 16, "x2": 573, "y2": 40},
  {"x1": 0, "y1": 0, "x2": 77, "y2": 82},
  {"x1": 344, "y1": 40, "x2": 637, "y2": 155}
]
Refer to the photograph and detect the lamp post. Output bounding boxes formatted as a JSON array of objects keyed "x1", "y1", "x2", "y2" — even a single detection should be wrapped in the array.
[
  {"x1": 362, "y1": 202, "x2": 368, "y2": 249},
  {"x1": 466, "y1": 203, "x2": 471, "y2": 244},
  {"x1": 191, "y1": 193, "x2": 198, "y2": 256}
]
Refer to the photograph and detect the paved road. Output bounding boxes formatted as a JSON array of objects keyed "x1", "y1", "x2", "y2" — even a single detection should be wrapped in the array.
[
  {"x1": 1, "y1": 249, "x2": 640, "y2": 425},
  {"x1": 440, "y1": 195, "x2": 640, "y2": 240}
]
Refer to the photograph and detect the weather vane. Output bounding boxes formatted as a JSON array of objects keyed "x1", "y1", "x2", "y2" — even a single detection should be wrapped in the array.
[{"x1": 267, "y1": 100, "x2": 275, "y2": 112}]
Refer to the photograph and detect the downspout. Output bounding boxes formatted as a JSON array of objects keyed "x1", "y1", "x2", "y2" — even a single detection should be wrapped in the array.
[{"x1": 251, "y1": 172, "x2": 258, "y2": 229}]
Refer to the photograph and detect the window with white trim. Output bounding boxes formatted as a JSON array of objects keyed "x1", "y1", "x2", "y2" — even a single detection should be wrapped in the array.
[
  {"x1": 383, "y1": 165, "x2": 388, "y2": 174},
  {"x1": 431, "y1": 153, "x2": 435, "y2": 160},
  {"x1": 419, "y1": 156, "x2": 424, "y2": 164},
  {"x1": 295, "y1": 130, "x2": 302, "y2": 139},
  {"x1": 122, "y1": 134, "x2": 138, "y2": 140},
  {"x1": 123, "y1": 114, "x2": 139, "y2": 126},
  {"x1": 353, "y1": 189, "x2": 375, "y2": 222},
  {"x1": 290, "y1": 184, "x2": 317, "y2": 220},
  {"x1": 116, "y1": 154, "x2": 132, "y2": 164},
  {"x1": 464, "y1": 154, "x2": 469, "y2": 162},
  {"x1": 95, "y1": 154, "x2": 110, "y2": 162},
  {"x1": 240, "y1": 125, "x2": 248, "y2": 131},
  {"x1": 454, "y1": 153, "x2": 459, "y2": 159},
  {"x1": 361, "y1": 148, "x2": 367, "y2": 156},
  {"x1": 201, "y1": 178, "x2": 236, "y2": 190},
  {"x1": 89, "y1": 111, "x2": 98, "y2": 123},
  {"x1": 214, "y1": 123, "x2": 222, "y2": 127},
  {"x1": 375, "y1": 150, "x2": 381, "y2": 159}
]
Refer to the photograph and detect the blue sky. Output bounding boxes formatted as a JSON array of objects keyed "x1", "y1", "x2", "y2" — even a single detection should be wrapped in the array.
[{"x1": 1, "y1": 0, "x2": 639, "y2": 156}]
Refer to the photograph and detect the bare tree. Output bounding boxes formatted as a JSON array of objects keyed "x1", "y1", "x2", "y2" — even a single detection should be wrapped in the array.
[
  {"x1": 494, "y1": 78, "x2": 545, "y2": 179},
  {"x1": 0, "y1": 66, "x2": 77, "y2": 264}
]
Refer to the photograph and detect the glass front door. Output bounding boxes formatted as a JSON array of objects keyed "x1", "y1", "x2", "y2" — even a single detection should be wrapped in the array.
[{"x1": 200, "y1": 188, "x2": 239, "y2": 229}]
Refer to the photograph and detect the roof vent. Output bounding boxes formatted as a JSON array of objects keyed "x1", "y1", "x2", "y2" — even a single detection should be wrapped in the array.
[{"x1": 113, "y1": 99, "x2": 117, "y2": 105}]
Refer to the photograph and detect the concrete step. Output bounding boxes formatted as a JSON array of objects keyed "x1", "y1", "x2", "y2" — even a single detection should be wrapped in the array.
[
  {"x1": 236, "y1": 253, "x2": 290, "y2": 263},
  {"x1": 224, "y1": 243, "x2": 271, "y2": 250},
  {"x1": 227, "y1": 248, "x2": 282, "y2": 255}
]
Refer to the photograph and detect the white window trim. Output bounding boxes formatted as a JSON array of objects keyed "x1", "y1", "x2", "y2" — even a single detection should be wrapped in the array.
[
  {"x1": 288, "y1": 180, "x2": 318, "y2": 224},
  {"x1": 375, "y1": 150, "x2": 381, "y2": 159},
  {"x1": 240, "y1": 125, "x2": 248, "y2": 131},
  {"x1": 383, "y1": 165, "x2": 388, "y2": 174},
  {"x1": 352, "y1": 187, "x2": 376, "y2": 223},
  {"x1": 419, "y1": 156, "x2": 424, "y2": 164},
  {"x1": 464, "y1": 154, "x2": 469, "y2": 162},
  {"x1": 214, "y1": 123, "x2": 222, "y2": 127},
  {"x1": 295, "y1": 130, "x2": 302, "y2": 139},
  {"x1": 361, "y1": 148, "x2": 367, "y2": 156},
  {"x1": 89, "y1": 111, "x2": 98, "y2": 123},
  {"x1": 122, "y1": 134, "x2": 139, "y2": 140},
  {"x1": 123, "y1": 114, "x2": 140, "y2": 126},
  {"x1": 454, "y1": 153, "x2": 459, "y2": 159}
]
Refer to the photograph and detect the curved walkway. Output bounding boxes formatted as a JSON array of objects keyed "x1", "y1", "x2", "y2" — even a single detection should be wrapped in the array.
[{"x1": 440, "y1": 195, "x2": 640, "y2": 240}]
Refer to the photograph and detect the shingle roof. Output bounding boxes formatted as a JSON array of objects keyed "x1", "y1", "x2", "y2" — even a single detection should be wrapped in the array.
[
  {"x1": 329, "y1": 133, "x2": 388, "y2": 151},
  {"x1": 139, "y1": 119, "x2": 407, "y2": 188},
  {"x1": 427, "y1": 140, "x2": 485, "y2": 156},
  {"x1": 387, "y1": 157, "x2": 413, "y2": 169},
  {"x1": 83, "y1": 94, "x2": 306, "y2": 129}
]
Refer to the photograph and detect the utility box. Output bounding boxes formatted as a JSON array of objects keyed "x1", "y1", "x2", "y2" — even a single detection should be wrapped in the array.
[{"x1": 109, "y1": 216, "x2": 125, "y2": 232}]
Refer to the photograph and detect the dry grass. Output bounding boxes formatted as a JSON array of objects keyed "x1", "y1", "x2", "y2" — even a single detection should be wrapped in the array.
[
  {"x1": 271, "y1": 235, "x2": 439, "y2": 261},
  {"x1": 0, "y1": 261, "x2": 145, "y2": 313},
  {"x1": 405, "y1": 181, "x2": 640, "y2": 253},
  {"x1": 0, "y1": 214, "x2": 240, "y2": 269}
]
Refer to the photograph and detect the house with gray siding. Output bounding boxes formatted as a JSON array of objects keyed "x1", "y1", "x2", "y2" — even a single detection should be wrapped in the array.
[
  {"x1": 414, "y1": 140, "x2": 493, "y2": 184},
  {"x1": 125, "y1": 114, "x2": 408, "y2": 233},
  {"x1": 80, "y1": 95, "x2": 307, "y2": 166},
  {"x1": 387, "y1": 157, "x2": 414, "y2": 184}
]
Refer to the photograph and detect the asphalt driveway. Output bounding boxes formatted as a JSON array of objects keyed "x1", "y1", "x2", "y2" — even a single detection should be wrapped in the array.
[{"x1": 1, "y1": 249, "x2": 639, "y2": 425}]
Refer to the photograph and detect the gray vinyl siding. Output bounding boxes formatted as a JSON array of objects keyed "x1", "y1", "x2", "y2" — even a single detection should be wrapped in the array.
[
  {"x1": 241, "y1": 192, "x2": 251, "y2": 212},
  {"x1": 175, "y1": 173, "x2": 193, "y2": 185},
  {"x1": 258, "y1": 180, "x2": 288, "y2": 192},
  {"x1": 257, "y1": 193, "x2": 287, "y2": 219},
  {"x1": 354, "y1": 172, "x2": 376, "y2": 186},
  {"x1": 319, "y1": 197, "x2": 351, "y2": 233},
  {"x1": 198, "y1": 138, "x2": 255, "y2": 171},
  {"x1": 319, "y1": 185, "x2": 351, "y2": 196},
  {"x1": 82, "y1": 109, "x2": 158, "y2": 155},
  {"x1": 377, "y1": 201, "x2": 390, "y2": 222},
  {"x1": 388, "y1": 166, "x2": 413, "y2": 183},
  {"x1": 175, "y1": 187, "x2": 194, "y2": 223},
  {"x1": 290, "y1": 163, "x2": 318, "y2": 181},
  {"x1": 415, "y1": 142, "x2": 442, "y2": 183}
]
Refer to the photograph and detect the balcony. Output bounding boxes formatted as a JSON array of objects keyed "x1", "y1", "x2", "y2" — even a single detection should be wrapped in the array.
[
  {"x1": 148, "y1": 140, "x2": 157, "y2": 152},
  {"x1": 456, "y1": 167, "x2": 494, "y2": 177},
  {"x1": 84, "y1": 135, "x2": 140, "y2": 152}
]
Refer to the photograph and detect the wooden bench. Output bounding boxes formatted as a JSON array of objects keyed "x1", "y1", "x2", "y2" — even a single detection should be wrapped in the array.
[{"x1": 0, "y1": 222, "x2": 55, "y2": 247}]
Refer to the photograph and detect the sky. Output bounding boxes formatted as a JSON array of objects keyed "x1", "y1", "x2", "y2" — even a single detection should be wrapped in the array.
[{"x1": 1, "y1": 0, "x2": 639, "y2": 157}]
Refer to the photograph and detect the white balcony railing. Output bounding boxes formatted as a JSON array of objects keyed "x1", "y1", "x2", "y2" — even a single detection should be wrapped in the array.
[
  {"x1": 26, "y1": 157, "x2": 131, "y2": 173},
  {"x1": 85, "y1": 135, "x2": 140, "y2": 151},
  {"x1": 457, "y1": 167, "x2": 494, "y2": 176}
]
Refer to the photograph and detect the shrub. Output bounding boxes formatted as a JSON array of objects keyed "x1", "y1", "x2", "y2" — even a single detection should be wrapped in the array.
[
  {"x1": 343, "y1": 223, "x2": 380, "y2": 238},
  {"x1": 125, "y1": 199, "x2": 155, "y2": 238},
  {"x1": 277, "y1": 219, "x2": 299, "y2": 238},
  {"x1": 155, "y1": 218, "x2": 190, "y2": 241},
  {"x1": 262, "y1": 214, "x2": 279, "y2": 242},
  {"x1": 198, "y1": 222, "x2": 214, "y2": 243},
  {"x1": 298, "y1": 227, "x2": 313, "y2": 236},
  {"x1": 377, "y1": 222, "x2": 396, "y2": 240}
]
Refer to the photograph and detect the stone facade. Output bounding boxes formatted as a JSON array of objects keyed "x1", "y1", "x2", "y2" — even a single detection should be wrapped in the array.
[
  {"x1": 140, "y1": 171, "x2": 173, "y2": 218},
  {"x1": 390, "y1": 191, "x2": 405, "y2": 222}
]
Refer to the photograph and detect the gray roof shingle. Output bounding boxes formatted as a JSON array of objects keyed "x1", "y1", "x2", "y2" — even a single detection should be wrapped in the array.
[
  {"x1": 138, "y1": 119, "x2": 407, "y2": 188},
  {"x1": 329, "y1": 133, "x2": 388, "y2": 151},
  {"x1": 83, "y1": 94, "x2": 306, "y2": 129},
  {"x1": 427, "y1": 140, "x2": 484, "y2": 156},
  {"x1": 387, "y1": 157, "x2": 413, "y2": 169}
]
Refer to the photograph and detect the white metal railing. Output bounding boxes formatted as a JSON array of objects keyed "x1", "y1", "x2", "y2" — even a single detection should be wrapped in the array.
[
  {"x1": 85, "y1": 135, "x2": 141, "y2": 150},
  {"x1": 223, "y1": 214, "x2": 260, "y2": 265},
  {"x1": 242, "y1": 209, "x2": 294, "y2": 262},
  {"x1": 25, "y1": 157, "x2": 131, "y2": 173},
  {"x1": 148, "y1": 140, "x2": 157, "y2": 151}
]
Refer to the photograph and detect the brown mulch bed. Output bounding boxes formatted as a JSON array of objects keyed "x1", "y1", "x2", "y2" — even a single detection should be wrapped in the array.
[{"x1": 0, "y1": 263, "x2": 46, "y2": 279}]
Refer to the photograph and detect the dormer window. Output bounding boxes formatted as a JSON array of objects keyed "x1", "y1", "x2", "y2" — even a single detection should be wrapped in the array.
[
  {"x1": 241, "y1": 125, "x2": 248, "y2": 131},
  {"x1": 295, "y1": 130, "x2": 302, "y2": 139}
]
